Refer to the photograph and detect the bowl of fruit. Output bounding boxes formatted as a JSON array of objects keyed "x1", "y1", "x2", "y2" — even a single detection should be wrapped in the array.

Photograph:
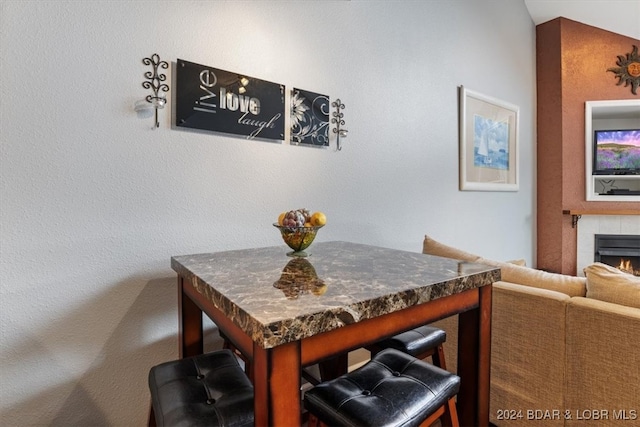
[{"x1": 274, "y1": 208, "x2": 327, "y2": 257}]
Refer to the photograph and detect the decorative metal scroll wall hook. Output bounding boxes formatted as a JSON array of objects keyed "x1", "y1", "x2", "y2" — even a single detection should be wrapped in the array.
[
  {"x1": 331, "y1": 99, "x2": 348, "y2": 151},
  {"x1": 138, "y1": 53, "x2": 169, "y2": 128}
]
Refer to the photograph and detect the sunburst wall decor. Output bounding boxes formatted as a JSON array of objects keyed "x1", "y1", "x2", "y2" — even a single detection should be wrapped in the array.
[{"x1": 607, "y1": 45, "x2": 640, "y2": 95}]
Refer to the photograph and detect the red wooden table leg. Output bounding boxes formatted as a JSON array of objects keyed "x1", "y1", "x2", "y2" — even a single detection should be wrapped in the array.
[
  {"x1": 478, "y1": 284, "x2": 492, "y2": 425},
  {"x1": 253, "y1": 341, "x2": 302, "y2": 426},
  {"x1": 178, "y1": 275, "x2": 203, "y2": 358},
  {"x1": 270, "y1": 342, "x2": 301, "y2": 426},
  {"x1": 457, "y1": 285, "x2": 492, "y2": 427},
  {"x1": 252, "y1": 345, "x2": 269, "y2": 427}
]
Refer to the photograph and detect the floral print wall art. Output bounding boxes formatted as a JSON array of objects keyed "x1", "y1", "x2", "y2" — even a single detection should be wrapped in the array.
[{"x1": 290, "y1": 89, "x2": 329, "y2": 147}]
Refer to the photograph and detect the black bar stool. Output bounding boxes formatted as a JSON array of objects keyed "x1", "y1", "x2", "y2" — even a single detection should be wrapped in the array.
[
  {"x1": 148, "y1": 349, "x2": 253, "y2": 427},
  {"x1": 366, "y1": 325, "x2": 447, "y2": 369},
  {"x1": 304, "y1": 348, "x2": 460, "y2": 427}
]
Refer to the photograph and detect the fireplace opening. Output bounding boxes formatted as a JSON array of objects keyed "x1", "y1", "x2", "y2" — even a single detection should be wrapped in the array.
[{"x1": 594, "y1": 234, "x2": 640, "y2": 276}]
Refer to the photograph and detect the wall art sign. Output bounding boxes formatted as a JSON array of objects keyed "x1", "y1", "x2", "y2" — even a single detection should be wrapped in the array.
[
  {"x1": 175, "y1": 59, "x2": 285, "y2": 141},
  {"x1": 459, "y1": 86, "x2": 519, "y2": 191},
  {"x1": 290, "y1": 88, "x2": 329, "y2": 147}
]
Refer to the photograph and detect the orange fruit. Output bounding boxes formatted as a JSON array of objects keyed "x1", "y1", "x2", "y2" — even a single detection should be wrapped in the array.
[{"x1": 278, "y1": 212, "x2": 286, "y2": 226}]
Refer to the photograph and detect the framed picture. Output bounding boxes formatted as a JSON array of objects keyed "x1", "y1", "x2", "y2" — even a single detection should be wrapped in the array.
[
  {"x1": 459, "y1": 86, "x2": 519, "y2": 191},
  {"x1": 290, "y1": 88, "x2": 330, "y2": 147},
  {"x1": 175, "y1": 59, "x2": 285, "y2": 142}
]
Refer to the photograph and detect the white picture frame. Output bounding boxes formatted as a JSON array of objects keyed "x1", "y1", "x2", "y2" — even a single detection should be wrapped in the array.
[{"x1": 459, "y1": 86, "x2": 519, "y2": 191}]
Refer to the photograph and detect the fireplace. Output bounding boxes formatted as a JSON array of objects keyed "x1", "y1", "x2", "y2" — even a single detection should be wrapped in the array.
[{"x1": 594, "y1": 234, "x2": 640, "y2": 276}]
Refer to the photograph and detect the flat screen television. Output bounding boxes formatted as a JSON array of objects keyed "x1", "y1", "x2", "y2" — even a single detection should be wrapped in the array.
[{"x1": 593, "y1": 129, "x2": 640, "y2": 175}]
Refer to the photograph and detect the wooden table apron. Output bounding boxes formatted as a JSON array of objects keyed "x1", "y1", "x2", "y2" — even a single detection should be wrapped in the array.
[{"x1": 178, "y1": 274, "x2": 492, "y2": 427}]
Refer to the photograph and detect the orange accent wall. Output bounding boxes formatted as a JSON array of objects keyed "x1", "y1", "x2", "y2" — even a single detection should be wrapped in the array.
[{"x1": 536, "y1": 18, "x2": 640, "y2": 274}]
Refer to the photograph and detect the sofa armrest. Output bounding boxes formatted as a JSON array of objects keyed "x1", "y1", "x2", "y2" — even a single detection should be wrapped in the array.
[
  {"x1": 489, "y1": 281, "x2": 570, "y2": 426},
  {"x1": 433, "y1": 281, "x2": 570, "y2": 426},
  {"x1": 565, "y1": 297, "x2": 640, "y2": 426}
]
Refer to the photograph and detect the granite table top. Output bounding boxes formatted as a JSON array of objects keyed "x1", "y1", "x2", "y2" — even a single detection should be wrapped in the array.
[{"x1": 171, "y1": 241, "x2": 501, "y2": 349}]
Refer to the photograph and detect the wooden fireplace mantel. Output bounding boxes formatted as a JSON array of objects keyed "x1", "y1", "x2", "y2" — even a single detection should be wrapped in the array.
[{"x1": 562, "y1": 210, "x2": 639, "y2": 228}]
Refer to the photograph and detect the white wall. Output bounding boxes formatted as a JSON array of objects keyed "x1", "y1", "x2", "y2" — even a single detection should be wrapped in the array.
[{"x1": 0, "y1": 0, "x2": 536, "y2": 425}]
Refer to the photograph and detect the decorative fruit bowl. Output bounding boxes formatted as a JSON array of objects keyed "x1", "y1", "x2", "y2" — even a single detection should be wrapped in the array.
[{"x1": 273, "y1": 224, "x2": 324, "y2": 257}]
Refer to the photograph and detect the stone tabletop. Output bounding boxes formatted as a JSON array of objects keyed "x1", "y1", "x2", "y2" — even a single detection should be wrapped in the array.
[{"x1": 172, "y1": 241, "x2": 500, "y2": 349}]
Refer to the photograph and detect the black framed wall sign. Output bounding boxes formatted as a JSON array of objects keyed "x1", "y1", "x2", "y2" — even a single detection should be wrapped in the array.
[
  {"x1": 290, "y1": 88, "x2": 329, "y2": 147},
  {"x1": 175, "y1": 59, "x2": 285, "y2": 141}
]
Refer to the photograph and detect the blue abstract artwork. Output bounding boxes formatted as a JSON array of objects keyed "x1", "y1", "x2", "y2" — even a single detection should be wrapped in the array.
[{"x1": 473, "y1": 115, "x2": 509, "y2": 170}]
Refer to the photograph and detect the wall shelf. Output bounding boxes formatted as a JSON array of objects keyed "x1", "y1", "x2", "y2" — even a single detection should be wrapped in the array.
[{"x1": 585, "y1": 100, "x2": 640, "y2": 202}]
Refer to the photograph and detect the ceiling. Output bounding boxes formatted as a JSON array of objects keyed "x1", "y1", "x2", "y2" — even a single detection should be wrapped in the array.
[{"x1": 524, "y1": 0, "x2": 640, "y2": 40}]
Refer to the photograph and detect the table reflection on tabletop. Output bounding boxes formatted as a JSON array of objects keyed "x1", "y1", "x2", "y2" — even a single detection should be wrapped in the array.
[{"x1": 273, "y1": 257, "x2": 328, "y2": 299}]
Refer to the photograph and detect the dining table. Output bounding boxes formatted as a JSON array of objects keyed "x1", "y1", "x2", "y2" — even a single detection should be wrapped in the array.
[{"x1": 171, "y1": 240, "x2": 500, "y2": 426}]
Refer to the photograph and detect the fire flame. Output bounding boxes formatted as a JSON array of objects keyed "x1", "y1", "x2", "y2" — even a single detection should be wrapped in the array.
[{"x1": 617, "y1": 259, "x2": 639, "y2": 276}]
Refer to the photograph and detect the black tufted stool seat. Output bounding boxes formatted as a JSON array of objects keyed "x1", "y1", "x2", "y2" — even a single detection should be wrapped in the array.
[
  {"x1": 304, "y1": 348, "x2": 460, "y2": 427},
  {"x1": 148, "y1": 349, "x2": 254, "y2": 427},
  {"x1": 366, "y1": 325, "x2": 447, "y2": 369}
]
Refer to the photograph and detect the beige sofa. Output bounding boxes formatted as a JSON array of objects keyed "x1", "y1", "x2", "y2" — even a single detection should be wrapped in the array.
[{"x1": 422, "y1": 235, "x2": 640, "y2": 427}]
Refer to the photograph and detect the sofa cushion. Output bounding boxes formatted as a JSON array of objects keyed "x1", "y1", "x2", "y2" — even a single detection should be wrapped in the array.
[
  {"x1": 584, "y1": 262, "x2": 640, "y2": 309},
  {"x1": 422, "y1": 235, "x2": 586, "y2": 297},
  {"x1": 422, "y1": 235, "x2": 480, "y2": 262},
  {"x1": 477, "y1": 258, "x2": 586, "y2": 297}
]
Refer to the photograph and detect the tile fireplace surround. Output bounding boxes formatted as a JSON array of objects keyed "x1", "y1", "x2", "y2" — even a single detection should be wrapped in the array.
[{"x1": 576, "y1": 214, "x2": 640, "y2": 277}]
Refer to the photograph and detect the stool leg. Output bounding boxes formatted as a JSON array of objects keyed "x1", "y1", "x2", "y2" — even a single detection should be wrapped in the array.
[
  {"x1": 366, "y1": 343, "x2": 382, "y2": 358},
  {"x1": 307, "y1": 413, "x2": 322, "y2": 427},
  {"x1": 430, "y1": 344, "x2": 447, "y2": 370},
  {"x1": 440, "y1": 397, "x2": 460, "y2": 427},
  {"x1": 419, "y1": 405, "x2": 445, "y2": 426},
  {"x1": 148, "y1": 403, "x2": 156, "y2": 427},
  {"x1": 318, "y1": 353, "x2": 348, "y2": 381},
  {"x1": 223, "y1": 338, "x2": 252, "y2": 380}
]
